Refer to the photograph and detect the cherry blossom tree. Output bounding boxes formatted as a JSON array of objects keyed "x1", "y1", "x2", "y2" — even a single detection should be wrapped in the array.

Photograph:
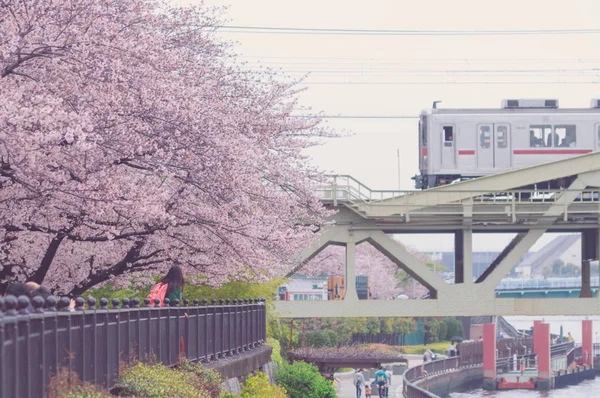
[
  {"x1": 300, "y1": 241, "x2": 438, "y2": 299},
  {"x1": 0, "y1": 0, "x2": 331, "y2": 294}
]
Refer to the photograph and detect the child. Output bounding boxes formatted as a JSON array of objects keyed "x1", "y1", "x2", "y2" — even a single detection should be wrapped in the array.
[{"x1": 365, "y1": 384, "x2": 372, "y2": 398}]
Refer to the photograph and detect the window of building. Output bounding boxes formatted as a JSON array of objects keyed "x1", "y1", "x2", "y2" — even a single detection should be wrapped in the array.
[
  {"x1": 443, "y1": 126, "x2": 453, "y2": 147},
  {"x1": 529, "y1": 125, "x2": 552, "y2": 147},
  {"x1": 479, "y1": 125, "x2": 491, "y2": 148},
  {"x1": 496, "y1": 125, "x2": 508, "y2": 148},
  {"x1": 554, "y1": 125, "x2": 576, "y2": 147}
]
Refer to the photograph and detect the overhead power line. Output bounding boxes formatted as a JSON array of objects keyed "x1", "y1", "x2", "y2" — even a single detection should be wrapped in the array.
[
  {"x1": 292, "y1": 115, "x2": 418, "y2": 119},
  {"x1": 217, "y1": 26, "x2": 600, "y2": 36},
  {"x1": 301, "y1": 81, "x2": 600, "y2": 85}
]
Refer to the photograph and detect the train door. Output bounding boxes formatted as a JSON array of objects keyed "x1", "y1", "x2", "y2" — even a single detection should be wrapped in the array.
[
  {"x1": 477, "y1": 124, "x2": 510, "y2": 169},
  {"x1": 596, "y1": 123, "x2": 600, "y2": 150},
  {"x1": 494, "y1": 124, "x2": 511, "y2": 169},
  {"x1": 477, "y1": 124, "x2": 494, "y2": 169},
  {"x1": 441, "y1": 125, "x2": 455, "y2": 169}
]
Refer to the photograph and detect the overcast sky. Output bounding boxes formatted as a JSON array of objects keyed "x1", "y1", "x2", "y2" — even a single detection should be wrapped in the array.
[{"x1": 181, "y1": 0, "x2": 597, "y2": 253}]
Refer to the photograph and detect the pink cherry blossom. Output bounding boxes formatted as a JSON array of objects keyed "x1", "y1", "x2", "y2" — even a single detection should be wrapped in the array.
[
  {"x1": 300, "y1": 242, "x2": 434, "y2": 299},
  {"x1": 0, "y1": 0, "x2": 332, "y2": 294}
]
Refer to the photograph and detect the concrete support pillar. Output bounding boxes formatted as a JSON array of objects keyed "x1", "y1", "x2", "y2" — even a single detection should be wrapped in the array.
[
  {"x1": 454, "y1": 230, "x2": 473, "y2": 284},
  {"x1": 533, "y1": 322, "x2": 551, "y2": 391},
  {"x1": 482, "y1": 323, "x2": 497, "y2": 391},
  {"x1": 345, "y1": 242, "x2": 358, "y2": 302},
  {"x1": 455, "y1": 231, "x2": 464, "y2": 284},
  {"x1": 582, "y1": 320, "x2": 593, "y2": 366},
  {"x1": 581, "y1": 229, "x2": 598, "y2": 298},
  {"x1": 533, "y1": 320, "x2": 542, "y2": 354},
  {"x1": 580, "y1": 260, "x2": 592, "y2": 298}
]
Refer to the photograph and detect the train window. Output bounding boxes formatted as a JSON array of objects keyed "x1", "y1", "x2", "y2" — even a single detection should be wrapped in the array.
[
  {"x1": 443, "y1": 126, "x2": 453, "y2": 146},
  {"x1": 420, "y1": 115, "x2": 428, "y2": 145},
  {"x1": 479, "y1": 125, "x2": 491, "y2": 148},
  {"x1": 496, "y1": 125, "x2": 508, "y2": 148},
  {"x1": 529, "y1": 125, "x2": 552, "y2": 147},
  {"x1": 554, "y1": 125, "x2": 576, "y2": 147}
]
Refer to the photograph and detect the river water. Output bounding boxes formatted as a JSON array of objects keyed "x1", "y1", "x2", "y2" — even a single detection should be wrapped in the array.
[
  {"x1": 450, "y1": 377, "x2": 600, "y2": 397},
  {"x1": 450, "y1": 315, "x2": 600, "y2": 397}
]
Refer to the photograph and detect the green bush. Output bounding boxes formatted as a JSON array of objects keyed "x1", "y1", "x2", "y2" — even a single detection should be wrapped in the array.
[
  {"x1": 326, "y1": 330, "x2": 339, "y2": 347},
  {"x1": 178, "y1": 358, "x2": 223, "y2": 397},
  {"x1": 118, "y1": 362, "x2": 210, "y2": 398},
  {"x1": 266, "y1": 337, "x2": 284, "y2": 366},
  {"x1": 438, "y1": 320, "x2": 448, "y2": 341},
  {"x1": 306, "y1": 330, "x2": 329, "y2": 348},
  {"x1": 241, "y1": 372, "x2": 287, "y2": 398},
  {"x1": 442, "y1": 317, "x2": 464, "y2": 340},
  {"x1": 276, "y1": 361, "x2": 336, "y2": 398}
]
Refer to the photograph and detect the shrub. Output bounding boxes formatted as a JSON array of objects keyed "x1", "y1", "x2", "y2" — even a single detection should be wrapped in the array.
[
  {"x1": 306, "y1": 330, "x2": 329, "y2": 348},
  {"x1": 438, "y1": 320, "x2": 448, "y2": 341},
  {"x1": 276, "y1": 361, "x2": 336, "y2": 398},
  {"x1": 325, "y1": 330, "x2": 339, "y2": 347},
  {"x1": 48, "y1": 368, "x2": 111, "y2": 398},
  {"x1": 241, "y1": 372, "x2": 287, "y2": 398},
  {"x1": 178, "y1": 358, "x2": 223, "y2": 397},
  {"x1": 118, "y1": 362, "x2": 210, "y2": 398},
  {"x1": 442, "y1": 317, "x2": 464, "y2": 340},
  {"x1": 266, "y1": 337, "x2": 284, "y2": 366}
]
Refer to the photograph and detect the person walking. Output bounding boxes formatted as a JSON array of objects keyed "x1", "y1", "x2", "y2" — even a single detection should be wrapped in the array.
[
  {"x1": 374, "y1": 366, "x2": 388, "y2": 397},
  {"x1": 364, "y1": 384, "x2": 372, "y2": 398},
  {"x1": 148, "y1": 266, "x2": 185, "y2": 307},
  {"x1": 353, "y1": 369, "x2": 365, "y2": 398},
  {"x1": 386, "y1": 368, "x2": 392, "y2": 386}
]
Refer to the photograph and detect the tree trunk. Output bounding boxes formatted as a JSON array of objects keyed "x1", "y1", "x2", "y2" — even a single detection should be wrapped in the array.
[{"x1": 30, "y1": 233, "x2": 66, "y2": 284}]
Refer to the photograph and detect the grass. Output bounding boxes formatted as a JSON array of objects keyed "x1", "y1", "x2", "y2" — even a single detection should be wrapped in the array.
[
  {"x1": 400, "y1": 340, "x2": 452, "y2": 355},
  {"x1": 337, "y1": 367, "x2": 354, "y2": 373}
]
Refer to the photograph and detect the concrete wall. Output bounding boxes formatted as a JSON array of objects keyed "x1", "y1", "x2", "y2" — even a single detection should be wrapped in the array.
[
  {"x1": 204, "y1": 346, "x2": 275, "y2": 395},
  {"x1": 414, "y1": 366, "x2": 483, "y2": 397}
]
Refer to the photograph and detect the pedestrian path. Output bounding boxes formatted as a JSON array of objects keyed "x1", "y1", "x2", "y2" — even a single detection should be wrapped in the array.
[{"x1": 334, "y1": 356, "x2": 423, "y2": 398}]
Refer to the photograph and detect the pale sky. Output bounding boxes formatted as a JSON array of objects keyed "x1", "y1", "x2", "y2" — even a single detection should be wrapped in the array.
[{"x1": 181, "y1": 0, "x2": 599, "y2": 252}]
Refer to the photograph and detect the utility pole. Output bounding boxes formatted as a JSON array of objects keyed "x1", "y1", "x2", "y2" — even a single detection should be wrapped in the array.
[{"x1": 397, "y1": 148, "x2": 401, "y2": 190}]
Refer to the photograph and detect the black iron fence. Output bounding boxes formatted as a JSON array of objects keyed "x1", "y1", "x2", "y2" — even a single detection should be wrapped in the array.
[{"x1": 0, "y1": 294, "x2": 267, "y2": 398}]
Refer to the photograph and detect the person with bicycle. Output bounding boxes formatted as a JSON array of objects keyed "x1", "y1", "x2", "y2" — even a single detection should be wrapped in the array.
[{"x1": 374, "y1": 366, "x2": 389, "y2": 397}]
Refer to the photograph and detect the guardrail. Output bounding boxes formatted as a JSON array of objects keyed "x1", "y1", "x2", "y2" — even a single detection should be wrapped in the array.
[
  {"x1": 403, "y1": 339, "x2": 580, "y2": 397},
  {"x1": 316, "y1": 174, "x2": 600, "y2": 217},
  {"x1": 497, "y1": 278, "x2": 600, "y2": 290},
  {"x1": 0, "y1": 295, "x2": 267, "y2": 398},
  {"x1": 403, "y1": 357, "x2": 464, "y2": 398}
]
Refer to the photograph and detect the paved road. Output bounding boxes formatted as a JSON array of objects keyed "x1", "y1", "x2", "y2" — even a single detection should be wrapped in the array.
[{"x1": 335, "y1": 356, "x2": 423, "y2": 398}]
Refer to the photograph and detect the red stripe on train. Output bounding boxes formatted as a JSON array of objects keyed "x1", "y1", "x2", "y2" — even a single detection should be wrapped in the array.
[
  {"x1": 513, "y1": 149, "x2": 593, "y2": 155},
  {"x1": 458, "y1": 150, "x2": 475, "y2": 155},
  {"x1": 421, "y1": 147, "x2": 428, "y2": 156}
]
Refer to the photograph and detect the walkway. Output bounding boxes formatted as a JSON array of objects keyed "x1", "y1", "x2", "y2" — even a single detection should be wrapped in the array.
[{"x1": 335, "y1": 355, "x2": 423, "y2": 398}]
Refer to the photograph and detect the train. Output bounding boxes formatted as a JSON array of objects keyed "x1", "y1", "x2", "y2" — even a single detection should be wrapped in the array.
[{"x1": 412, "y1": 99, "x2": 600, "y2": 189}]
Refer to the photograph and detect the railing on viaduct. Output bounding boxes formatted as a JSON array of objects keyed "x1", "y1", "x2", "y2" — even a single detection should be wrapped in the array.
[
  {"x1": 402, "y1": 339, "x2": 588, "y2": 397},
  {"x1": 0, "y1": 294, "x2": 267, "y2": 398}
]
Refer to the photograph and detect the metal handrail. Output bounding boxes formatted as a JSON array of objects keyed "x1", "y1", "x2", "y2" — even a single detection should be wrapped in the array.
[
  {"x1": 497, "y1": 277, "x2": 600, "y2": 290},
  {"x1": 322, "y1": 174, "x2": 600, "y2": 204}
]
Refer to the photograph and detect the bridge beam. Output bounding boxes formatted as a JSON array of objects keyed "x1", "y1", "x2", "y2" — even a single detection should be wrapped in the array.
[
  {"x1": 366, "y1": 230, "x2": 451, "y2": 298},
  {"x1": 274, "y1": 297, "x2": 600, "y2": 318},
  {"x1": 476, "y1": 176, "x2": 588, "y2": 295}
]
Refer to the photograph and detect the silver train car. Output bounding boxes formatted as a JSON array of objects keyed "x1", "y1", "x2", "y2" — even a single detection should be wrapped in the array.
[{"x1": 413, "y1": 99, "x2": 600, "y2": 189}]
